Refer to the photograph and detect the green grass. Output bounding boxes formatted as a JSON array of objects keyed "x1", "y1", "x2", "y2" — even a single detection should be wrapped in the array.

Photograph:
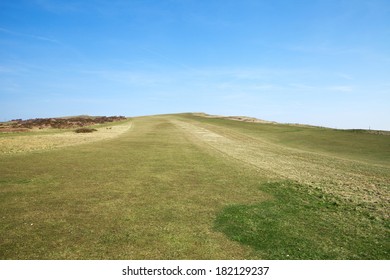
[
  {"x1": 0, "y1": 114, "x2": 389, "y2": 259},
  {"x1": 215, "y1": 181, "x2": 389, "y2": 259},
  {"x1": 0, "y1": 117, "x2": 263, "y2": 259}
]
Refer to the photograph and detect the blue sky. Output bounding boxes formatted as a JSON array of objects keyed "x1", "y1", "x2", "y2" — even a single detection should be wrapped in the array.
[{"x1": 1, "y1": 0, "x2": 389, "y2": 129}]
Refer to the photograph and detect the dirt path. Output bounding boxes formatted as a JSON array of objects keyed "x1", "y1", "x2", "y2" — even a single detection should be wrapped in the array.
[{"x1": 171, "y1": 118, "x2": 390, "y2": 219}]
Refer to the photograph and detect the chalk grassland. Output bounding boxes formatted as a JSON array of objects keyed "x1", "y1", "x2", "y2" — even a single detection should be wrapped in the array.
[
  {"x1": 0, "y1": 120, "x2": 132, "y2": 154},
  {"x1": 0, "y1": 114, "x2": 389, "y2": 259},
  {"x1": 172, "y1": 116, "x2": 389, "y2": 220},
  {"x1": 174, "y1": 114, "x2": 390, "y2": 259}
]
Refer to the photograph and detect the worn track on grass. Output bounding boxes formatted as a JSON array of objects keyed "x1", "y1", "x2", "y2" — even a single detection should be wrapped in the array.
[{"x1": 171, "y1": 117, "x2": 390, "y2": 220}]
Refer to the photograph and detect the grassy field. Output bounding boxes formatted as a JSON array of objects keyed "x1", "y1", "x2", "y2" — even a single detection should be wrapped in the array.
[{"x1": 0, "y1": 114, "x2": 389, "y2": 259}]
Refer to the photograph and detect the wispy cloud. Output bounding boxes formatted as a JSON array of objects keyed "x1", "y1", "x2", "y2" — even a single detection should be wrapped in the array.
[
  {"x1": 139, "y1": 46, "x2": 197, "y2": 72},
  {"x1": 289, "y1": 83, "x2": 317, "y2": 90},
  {"x1": 0, "y1": 27, "x2": 86, "y2": 61},
  {"x1": 33, "y1": 0, "x2": 81, "y2": 13},
  {"x1": 0, "y1": 65, "x2": 15, "y2": 73},
  {"x1": 0, "y1": 27, "x2": 61, "y2": 44},
  {"x1": 285, "y1": 43, "x2": 360, "y2": 56},
  {"x1": 327, "y1": 85, "x2": 354, "y2": 92},
  {"x1": 80, "y1": 69, "x2": 173, "y2": 87},
  {"x1": 289, "y1": 83, "x2": 354, "y2": 93},
  {"x1": 336, "y1": 73, "x2": 354, "y2": 80}
]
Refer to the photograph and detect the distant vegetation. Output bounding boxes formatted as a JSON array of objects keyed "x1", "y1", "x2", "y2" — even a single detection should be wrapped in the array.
[{"x1": 0, "y1": 116, "x2": 126, "y2": 132}]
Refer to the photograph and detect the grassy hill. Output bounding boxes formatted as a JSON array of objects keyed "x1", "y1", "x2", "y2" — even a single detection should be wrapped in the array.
[{"x1": 0, "y1": 113, "x2": 389, "y2": 259}]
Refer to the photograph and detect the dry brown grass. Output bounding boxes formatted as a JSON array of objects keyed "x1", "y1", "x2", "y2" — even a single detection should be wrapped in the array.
[{"x1": 0, "y1": 122, "x2": 132, "y2": 154}]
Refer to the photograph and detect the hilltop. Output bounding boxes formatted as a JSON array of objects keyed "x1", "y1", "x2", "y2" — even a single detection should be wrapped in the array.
[{"x1": 192, "y1": 112, "x2": 390, "y2": 135}]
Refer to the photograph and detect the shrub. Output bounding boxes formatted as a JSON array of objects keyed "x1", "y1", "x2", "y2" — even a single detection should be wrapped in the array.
[{"x1": 74, "y1": 128, "x2": 97, "y2": 133}]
